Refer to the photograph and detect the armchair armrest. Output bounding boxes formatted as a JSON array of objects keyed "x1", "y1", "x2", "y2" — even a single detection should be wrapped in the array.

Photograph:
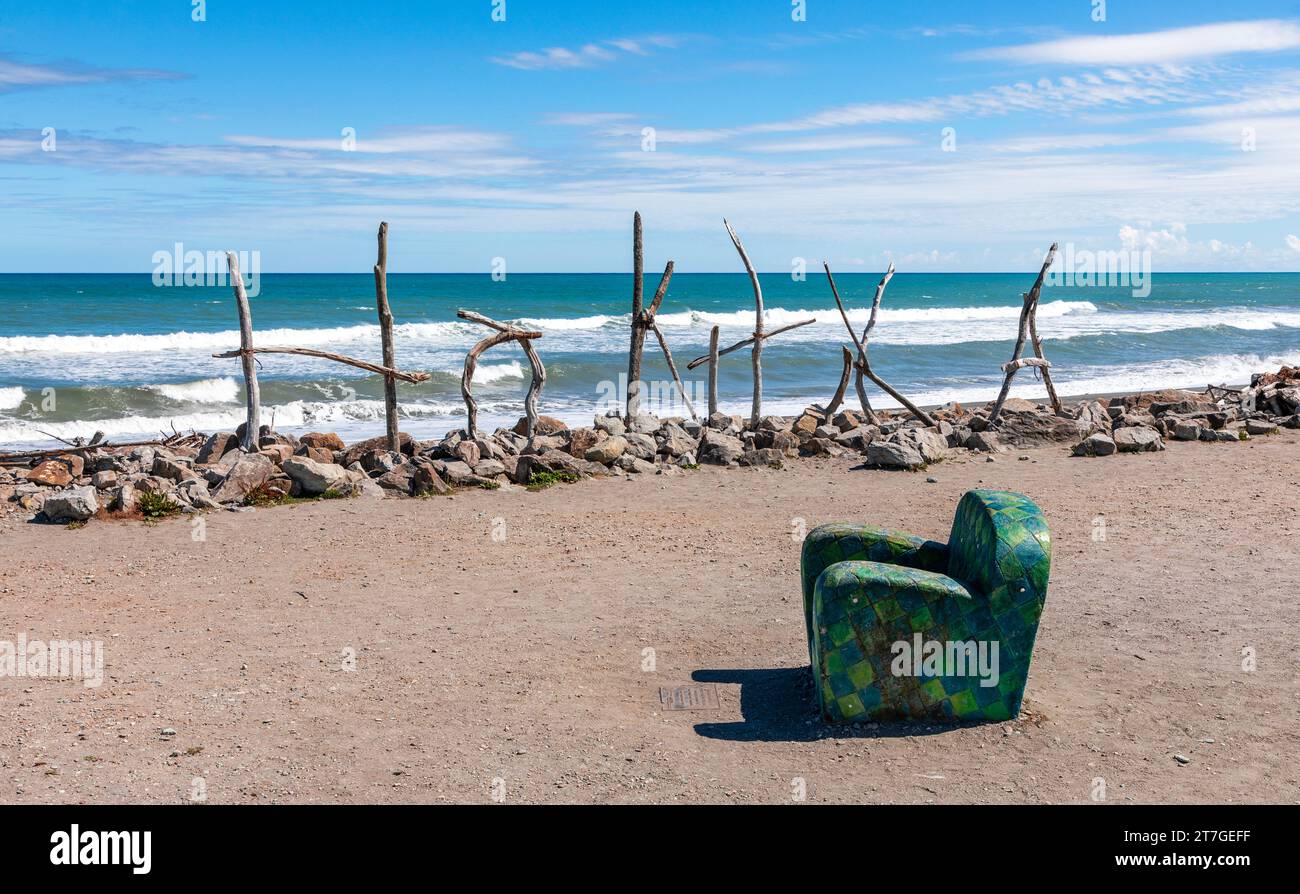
[{"x1": 800, "y1": 523, "x2": 949, "y2": 664}]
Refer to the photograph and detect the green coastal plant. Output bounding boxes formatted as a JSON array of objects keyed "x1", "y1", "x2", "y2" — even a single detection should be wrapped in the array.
[
  {"x1": 137, "y1": 491, "x2": 181, "y2": 520},
  {"x1": 526, "y1": 470, "x2": 578, "y2": 491}
]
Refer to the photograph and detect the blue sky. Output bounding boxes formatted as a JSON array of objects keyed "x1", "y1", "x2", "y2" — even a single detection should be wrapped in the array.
[{"x1": 3, "y1": 0, "x2": 1300, "y2": 271}]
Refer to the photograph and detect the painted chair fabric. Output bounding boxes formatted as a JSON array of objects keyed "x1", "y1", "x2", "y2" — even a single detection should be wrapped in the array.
[{"x1": 801, "y1": 489, "x2": 1050, "y2": 723}]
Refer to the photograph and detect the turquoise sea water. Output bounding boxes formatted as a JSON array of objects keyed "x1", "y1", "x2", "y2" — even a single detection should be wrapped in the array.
[{"x1": 1, "y1": 272, "x2": 1298, "y2": 448}]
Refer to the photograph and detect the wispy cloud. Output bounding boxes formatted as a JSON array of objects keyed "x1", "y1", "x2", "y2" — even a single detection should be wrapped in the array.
[
  {"x1": 0, "y1": 55, "x2": 182, "y2": 92},
  {"x1": 489, "y1": 34, "x2": 683, "y2": 70},
  {"x1": 965, "y1": 19, "x2": 1300, "y2": 66},
  {"x1": 748, "y1": 134, "x2": 915, "y2": 153}
]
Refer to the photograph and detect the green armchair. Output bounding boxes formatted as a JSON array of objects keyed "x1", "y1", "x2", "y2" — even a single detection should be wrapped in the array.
[{"x1": 800, "y1": 489, "x2": 1050, "y2": 723}]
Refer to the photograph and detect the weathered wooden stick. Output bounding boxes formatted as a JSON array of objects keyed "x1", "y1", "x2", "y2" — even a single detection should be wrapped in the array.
[
  {"x1": 649, "y1": 321, "x2": 697, "y2": 421},
  {"x1": 824, "y1": 346, "x2": 854, "y2": 418},
  {"x1": 685, "y1": 318, "x2": 816, "y2": 370},
  {"x1": 723, "y1": 219, "x2": 765, "y2": 427},
  {"x1": 707, "y1": 325, "x2": 720, "y2": 416},
  {"x1": 1002, "y1": 357, "x2": 1051, "y2": 372},
  {"x1": 518, "y1": 337, "x2": 547, "y2": 439},
  {"x1": 823, "y1": 263, "x2": 933, "y2": 426},
  {"x1": 213, "y1": 346, "x2": 431, "y2": 383},
  {"x1": 226, "y1": 252, "x2": 260, "y2": 451},
  {"x1": 1029, "y1": 310, "x2": 1062, "y2": 414},
  {"x1": 626, "y1": 212, "x2": 646, "y2": 422},
  {"x1": 455, "y1": 309, "x2": 542, "y2": 339},
  {"x1": 461, "y1": 330, "x2": 514, "y2": 439},
  {"x1": 646, "y1": 261, "x2": 673, "y2": 318},
  {"x1": 988, "y1": 243, "x2": 1058, "y2": 426},
  {"x1": 373, "y1": 222, "x2": 399, "y2": 451}
]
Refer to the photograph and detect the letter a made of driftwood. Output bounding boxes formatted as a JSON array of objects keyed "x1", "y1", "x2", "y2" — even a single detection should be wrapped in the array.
[
  {"x1": 686, "y1": 220, "x2": 815, "y2": 426},
  {"x1": 623, "y1": 212, "x2": 695, "y2": 421},
  {"x1": 457, "y1": 310, "x2": 546, "y2": 439},
  {"x1": 823, "y1": 261, "x2": 934, "y2": 427},
  {"x1": 987, "y1": 243, "x2": 1062, "y2": 426}
]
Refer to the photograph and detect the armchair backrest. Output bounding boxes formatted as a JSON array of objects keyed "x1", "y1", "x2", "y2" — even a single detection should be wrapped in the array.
[{"x1": 946, "y1": 489, "x2": 1051, "y2": 606}]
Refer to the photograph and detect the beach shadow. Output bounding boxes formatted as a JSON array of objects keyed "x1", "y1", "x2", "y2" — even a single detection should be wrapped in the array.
[{"x1": 690, "y1": 666, "x2": 965, "y2": 742}]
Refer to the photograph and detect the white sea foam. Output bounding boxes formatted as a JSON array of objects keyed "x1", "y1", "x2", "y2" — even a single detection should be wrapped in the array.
[
  {"x1": 0, "y1": 321, "x2": 472, "y2": 356},
  {"x1": 5, "y1": 302, "x2": 1298, "y2": 358},
  {"x1": 150, "y1": 377, "x2": 240, "y2": 403},
  {"x1": 472, "y1": 361, "x2": 525, "y2": 383},
  {"x1": 517, "y1": 314, "x2": 619, "y2": 331},
  {"x1": 0, "y1": 386, "x2": 24, "y2": 410}
]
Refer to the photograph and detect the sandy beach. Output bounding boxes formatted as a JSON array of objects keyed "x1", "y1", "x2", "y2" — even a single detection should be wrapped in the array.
[{"x1": 2, "y1": 428, "x2": 1296, "y2": 805}]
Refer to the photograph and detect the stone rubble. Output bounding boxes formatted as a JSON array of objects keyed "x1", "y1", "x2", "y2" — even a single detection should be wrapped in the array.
[{"x1": 4, "y1": 367, "x2": 1297, "y2": 526}]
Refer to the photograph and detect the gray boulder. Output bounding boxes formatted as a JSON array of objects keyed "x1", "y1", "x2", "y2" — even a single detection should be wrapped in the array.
[
  {"x1": 210, "y1": 453, "x2": 274, "y2": 503},
  {"x1": 627, "y1": 412, "x2": 661, "y2": 434},
  {"x1": 43, "y1": 486, "x2": 98, "y2": 521},
  {"x1": 1072, "y1": 433, "x2": 1117, "y2": 457},
  {"x1": 1113, "y1": 426, "x2": 1165, "y2": 453},
  {"x1": 585, "y1": 436, "x2": 627, "y2": 464},
  {"x1": 593, "y1": 414, "x2": 626, "y2": 437},
  {"x1": 281, "y1": 456, "x2": 352, "y2": 495},
  {"x1": 739, "y1": 448, "x2": 785, "y2": 468},
  {"x1": 621, "y1": 432, "x2": 658, "y2": 461},
  {"x1": 196, "y1": 432, "x2": 239, "y2": 464},
  {"x1": 867, "y1": 440, "x2": 926, "y2": 470},
  {"x1": 698, "y1": 429, "x2": 743, "y2": 465}
]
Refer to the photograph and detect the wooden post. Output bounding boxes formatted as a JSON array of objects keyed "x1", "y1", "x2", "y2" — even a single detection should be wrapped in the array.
[
  {"x1": 707, "y1": 325, "x2": 720, "y2": 417},
  {"x1": 373, "y1": 221, "x2": 399, "y2": 451},
  {"x1": 723, "y1": 220, "x2": 764, "y2": 428},
  {"x1": 227, "y1": 252, "x2": 260, "y2": 451},
  {"x1": 625, "y1": 212, "x2": 645, "y2": 422},
  {"x1": 988, "y1": 243, "x2": 1059, "y2": 426},
  {"x1": 824, "y1": 262, "x2": 934, "y2": 427}
]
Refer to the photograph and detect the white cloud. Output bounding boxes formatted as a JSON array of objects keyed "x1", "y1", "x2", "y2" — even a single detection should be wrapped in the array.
[
  {"x1": 1286, "y1": 234, "x2": 1300, "y2": 252},
  {"x1": 748, "y1": 134, "x2": 915, "y2": 153},
  {"x1": 0, "y1": 56, "x2": 181, "y2": 92},
  {"x1": 490, "y1": 34, "x2": 682, "y2": 70},
  {"x1": 966, "y1": 19, "x2": 1300, "y2": 66}
]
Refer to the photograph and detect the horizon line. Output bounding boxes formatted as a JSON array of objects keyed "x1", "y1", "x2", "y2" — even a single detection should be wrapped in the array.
[{"x1": 2, "y1": 270, "x2": 1297, "y2": 276}]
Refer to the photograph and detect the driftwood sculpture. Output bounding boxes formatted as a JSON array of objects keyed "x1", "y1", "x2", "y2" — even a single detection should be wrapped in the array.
[
  {"x1": 623, "y1": 213, "x2": 695, "y2": 420},
  {"x1": 686, "y1": 220, "x2": 815, "y2": 426},
  {"x1": 824, "y1": 262, "x2": 934, "y2": 427},
  {"x1": 215, "y1": 229, "x2": 430, "y2": 452},
  {"x1": 457, "y1": 310, "x2": 546, "y2": 439},
  {"x1": 987, "y1": 243, "x2": 1061, "y2": 425}
]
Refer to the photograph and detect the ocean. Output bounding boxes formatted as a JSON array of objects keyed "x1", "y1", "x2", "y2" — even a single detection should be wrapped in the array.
[{"x1": 2, "y1": 272, "x2": 1298, "y2": 450}]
